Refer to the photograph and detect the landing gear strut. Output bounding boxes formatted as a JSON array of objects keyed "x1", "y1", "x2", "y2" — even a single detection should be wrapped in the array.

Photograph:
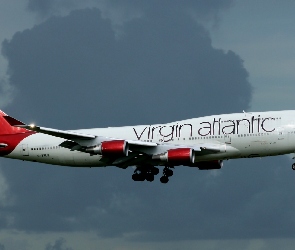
[
  {"x1": 160, "y1": 166, "x2": 174, "y2": 184},
  {"x1": 132, "y1": 165, "x2": 159, "y2": 182}
]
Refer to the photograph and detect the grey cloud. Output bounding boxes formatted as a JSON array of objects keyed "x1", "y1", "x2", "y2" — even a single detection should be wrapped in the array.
[
  {"x1": 45, "y1": 238, "x2": 73, "y2": 250},
  {"x1": 2, "y1": 8, "x2": 251, "y2": 127},
  {"x1": 0, "y1": 3, "x2": 279, "y2": 243},
  {"x1": 0, "y1": 78, "x2": 15, "y2": 109},
  {"x1": 2, "y1": 156, "x2": 293, "y2": 241}
]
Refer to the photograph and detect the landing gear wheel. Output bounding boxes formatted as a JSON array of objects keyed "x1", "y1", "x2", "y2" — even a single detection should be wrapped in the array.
[
  {"x1": 152, "y1": 167, "x2": 159, "y2": 175},
  {"x1": 145, "y1": 173, "x2": 154, "y2": 182},
  {"x1": 132, "y1": 174, "x2": 145, "y2": 181},
  {"x1": 160, "y1": 176, "x2": 169, "y2": 184},
  {"x1": 292, "y1": 163, "x2": 295, "y2": 170},
  {"x1": 132, "y1": 174, "x2": 138, "y2": 181},
  {"x1": 164, "y1": 169, "x2": 173, "y2": 177}
]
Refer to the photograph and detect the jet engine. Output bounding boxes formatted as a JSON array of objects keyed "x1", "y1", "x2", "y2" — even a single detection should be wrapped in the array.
[
  {"x1": 86, "y1": 140, "x2": 128, "y2": 157},
  {"x1": 153, "y1": 148, "x2": 195, "y2": 165}
]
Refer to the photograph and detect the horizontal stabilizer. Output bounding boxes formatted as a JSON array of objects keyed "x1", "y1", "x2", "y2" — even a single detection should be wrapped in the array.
[{"x1": 3, "y1": 116, "x2": 25, "y2": 126}]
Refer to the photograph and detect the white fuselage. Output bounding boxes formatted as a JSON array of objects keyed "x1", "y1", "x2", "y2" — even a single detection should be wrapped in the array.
[{"x1": 6, "y1": 111, "x2": 295, "y2": 167}]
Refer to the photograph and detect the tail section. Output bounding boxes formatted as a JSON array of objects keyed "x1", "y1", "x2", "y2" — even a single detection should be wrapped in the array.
[
  {"x1": 0, "y1": 111, "x2": 34, "y2": 156},
  {"x1": 0, "y1": 110, "x2": 27, "y2": 135}
]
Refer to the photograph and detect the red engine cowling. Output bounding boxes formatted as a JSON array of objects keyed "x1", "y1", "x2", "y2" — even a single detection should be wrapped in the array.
[
  {"x1": 155, "y1": 148, "x2": 195, "y2": 165},
  {"x1": 86, "y1": 140, "x2": 128, "y2": 157}
]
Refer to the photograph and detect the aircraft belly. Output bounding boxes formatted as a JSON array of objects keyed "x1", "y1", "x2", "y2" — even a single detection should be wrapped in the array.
[
  {"x1": 73, "y1": 152, "x2": 103, "y2": 166},
  {"x1": 7, "y1": 145, "x2": 61, "y2": 165},
  {"x1": 194, "y1": 145, "x2": 241, "y2": 161}
]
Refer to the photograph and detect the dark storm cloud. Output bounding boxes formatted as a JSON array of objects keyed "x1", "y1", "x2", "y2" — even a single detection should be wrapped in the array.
[
  {"x1": 1, "y1": 1, "x2": 286, "y2": 243},
  {"x1": 2, "y1": 157, "x2": 295, "y2": 240},
  {"x1": 2, "y1": 8, "x2": 251, "y2": 127}
]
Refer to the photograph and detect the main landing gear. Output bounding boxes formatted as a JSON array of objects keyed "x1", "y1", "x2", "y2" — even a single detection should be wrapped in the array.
[
  {"x1": 160, "y1": 166, "x2": 173, "y2": 184},
  {"x1": 292, "y1": 163, "x2": 295, "y2": 170},
  {"x1": 132, "y1": 165, "x2": 174, "y2": 184},
  {"x1": 132, "y1": 165, "x2": 159, "y2": 182}
]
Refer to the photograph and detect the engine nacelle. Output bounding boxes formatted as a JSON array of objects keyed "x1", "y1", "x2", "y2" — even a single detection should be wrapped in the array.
[
  {"x1": 153, "y1": 148, "x2": 195, "y2": 165},
  {"x1": 86, "y1": 140, "x2": 128, "y2": 157},
  {"x1": 196, "y1": 160, "x2": 223, "y2": 170}
]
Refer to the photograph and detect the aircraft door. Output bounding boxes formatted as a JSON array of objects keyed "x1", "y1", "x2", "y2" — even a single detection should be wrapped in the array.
[
  {"x1": 223, "y1": 134, "x2": 231, "y2": 144},
  {"x1": 276, "y1": 126, "x2": 290, "y2": 151},
  {"x1": 277, "y1": 127, "x2": 286, "y2": 141},
  {"x1": 21, "y1": 144, "x2": 29, "y2": 156}
]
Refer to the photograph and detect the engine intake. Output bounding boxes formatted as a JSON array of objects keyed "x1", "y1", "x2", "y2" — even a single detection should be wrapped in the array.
[
  {"x1": 86, "y1": 140, "x2": 128, "y2": 157},
  {"x1": 153, "y1": 148, "x2": 195, "y2": 165}
]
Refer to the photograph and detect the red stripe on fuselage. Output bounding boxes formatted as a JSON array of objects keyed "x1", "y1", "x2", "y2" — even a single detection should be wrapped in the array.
[{"x1": 0, "y1": 132, "x2": 35, "y2": 156}]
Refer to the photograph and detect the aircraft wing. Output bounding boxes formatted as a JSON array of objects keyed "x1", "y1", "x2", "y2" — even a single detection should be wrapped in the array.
[
  {"x1": 16, "y1": 125, "x2": 96, "y2": 140},
  {"x1": 4, "y1": 115, "x2": 95, "y2": 140},
  {"x1": 16, "y1": 125, "x2": 158, "y2": 147},
  {"x1": 3, "y1": 115, "x2": 94, "y2": 140},
  {"x1": 15, "y1": 121, "x2": 221, "y2": 155},
  {"x1": 4, "y1": 115, "x2": 157, "y2": 146}
]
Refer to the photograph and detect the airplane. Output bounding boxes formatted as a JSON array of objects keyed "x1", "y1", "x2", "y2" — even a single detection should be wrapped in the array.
[{"x1": 0, "y1": 109, "x2": 295, "y2": 183}]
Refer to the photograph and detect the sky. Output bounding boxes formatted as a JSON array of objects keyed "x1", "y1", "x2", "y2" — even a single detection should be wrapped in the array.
[
  {"x1": 211, "y1": 0, "x2": 295, "y2": 111},
  {"x1": 0, "y1": 0, "x2": 295, "y2": 249}
]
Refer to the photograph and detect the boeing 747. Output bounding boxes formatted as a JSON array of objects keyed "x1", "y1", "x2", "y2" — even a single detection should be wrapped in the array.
[{"x1": 0, "y1": 110, "x2": 294, "y2": 183}]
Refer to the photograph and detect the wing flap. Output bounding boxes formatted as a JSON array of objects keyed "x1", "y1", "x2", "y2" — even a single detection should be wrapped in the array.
[{"x1": 127, "y1": 140, "x2": 157, "y2": 147}]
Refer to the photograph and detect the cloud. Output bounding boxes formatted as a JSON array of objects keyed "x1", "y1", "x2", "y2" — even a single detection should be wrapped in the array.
[
  {"x1": 2, "y1": 8, "x2": 251, "y2": 127},
  {"x1": 0, "y1": 77, "x2": 15, "y2": 109},
  {"x1": 0, "y1": 169, "x2": 13, "y2": 208},
  {"x1": 2, "y1": 156, "x2": 294, "y2": 241},
  {"x1": 45, "y1": 238, "x2": 73, "y2": 250},
  {"x1": 1, "y1": 1, "x2": 283, "y2": 244}
]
